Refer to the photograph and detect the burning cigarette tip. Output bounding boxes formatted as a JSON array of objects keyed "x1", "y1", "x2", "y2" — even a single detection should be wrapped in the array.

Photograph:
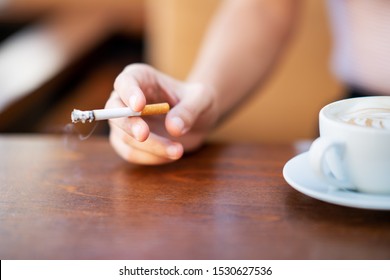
[{"x1": 71, "y1": 109, "x2": 94, "y2": 123}]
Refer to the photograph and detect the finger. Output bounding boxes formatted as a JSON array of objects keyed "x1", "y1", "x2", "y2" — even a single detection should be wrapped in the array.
[
  {"x1": 109, "y1": 127, "x2": 183, "y2": 165},
  {"x1": 114, "y1": 66, "x2": 148, "y2": 111},
  {"x1": 166, "y1": 83, "x2": 212, "y2": 137},
  {"x1": 109, "y1": 117, "x2": 149, "y2": 142},
  {"x1": 112, "y1": 123, "x2": 183, "y2": 160},
  {"x1": 129, "y1": 132, "x2": 183, "y2": 160},
  {"x1": 106, "y1": 92, "x2": 150, "y2": 142},
  {"x1": 110, "y1": 132, "x2": 173, "y2": 165}
]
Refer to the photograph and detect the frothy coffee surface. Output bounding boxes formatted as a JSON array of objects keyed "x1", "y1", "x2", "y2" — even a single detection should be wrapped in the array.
[{"x1": 337, "y1": 107, "x2": 390, "y2": 130}]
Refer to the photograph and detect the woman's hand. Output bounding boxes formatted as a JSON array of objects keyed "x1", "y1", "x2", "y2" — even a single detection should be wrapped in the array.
[{"x1": 105, "y1": 63, "x2": 219, "y2": 165}]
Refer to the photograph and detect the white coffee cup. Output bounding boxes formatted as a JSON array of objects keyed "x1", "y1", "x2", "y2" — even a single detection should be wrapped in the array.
[{"x1": 309, "y1": 96, "x2": 390, "y2": 195}]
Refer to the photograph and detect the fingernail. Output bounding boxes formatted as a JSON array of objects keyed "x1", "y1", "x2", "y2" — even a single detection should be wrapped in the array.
[
  {"x1": 171, "y1": 117, "x2": 185, "y2": 134},
  {"x1": 166, "y1": 145, "x2": 179, "y2": 158},
  {"x1": 129, "y1": 95, "x2": 138, "y2": 111}
]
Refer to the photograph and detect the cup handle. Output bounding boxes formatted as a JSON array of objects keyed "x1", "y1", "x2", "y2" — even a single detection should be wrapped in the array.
[{"x1": 309, "y1": 138, "x2": 356, "y2": 191}]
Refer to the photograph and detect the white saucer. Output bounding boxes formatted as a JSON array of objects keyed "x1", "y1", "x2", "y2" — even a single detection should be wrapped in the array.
[{"x1": 283, "y1": 152, "x2": 390, "y2": 210}]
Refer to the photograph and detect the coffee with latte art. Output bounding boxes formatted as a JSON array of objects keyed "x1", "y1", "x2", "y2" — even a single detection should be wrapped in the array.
[{"x1": 337, "y1": 107, "x2": 390, "y2": 130}]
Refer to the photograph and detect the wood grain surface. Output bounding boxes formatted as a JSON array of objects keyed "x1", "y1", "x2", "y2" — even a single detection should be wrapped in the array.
[{"x1": 1, "y1": 135, "x2": 389, "y2": 259}]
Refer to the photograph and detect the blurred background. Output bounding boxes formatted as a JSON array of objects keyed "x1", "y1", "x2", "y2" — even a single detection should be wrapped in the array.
[{"x1": 0, "y1": 0, "x2": 343, "y2": 143}]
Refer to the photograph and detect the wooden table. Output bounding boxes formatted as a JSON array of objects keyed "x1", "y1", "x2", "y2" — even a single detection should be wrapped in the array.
[{"x1": 1, "y1": 135, "x2": 389, "y2": 260}]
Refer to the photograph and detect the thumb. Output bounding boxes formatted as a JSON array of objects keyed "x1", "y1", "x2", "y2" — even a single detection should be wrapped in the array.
[{"x1": 165, "y1": 83, "x2": 213, "y2": 137}]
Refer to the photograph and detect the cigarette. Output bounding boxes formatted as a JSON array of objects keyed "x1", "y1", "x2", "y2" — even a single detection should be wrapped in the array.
[{"x1": 71, "y1": 102, "x2": 170, "y2": 123}]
